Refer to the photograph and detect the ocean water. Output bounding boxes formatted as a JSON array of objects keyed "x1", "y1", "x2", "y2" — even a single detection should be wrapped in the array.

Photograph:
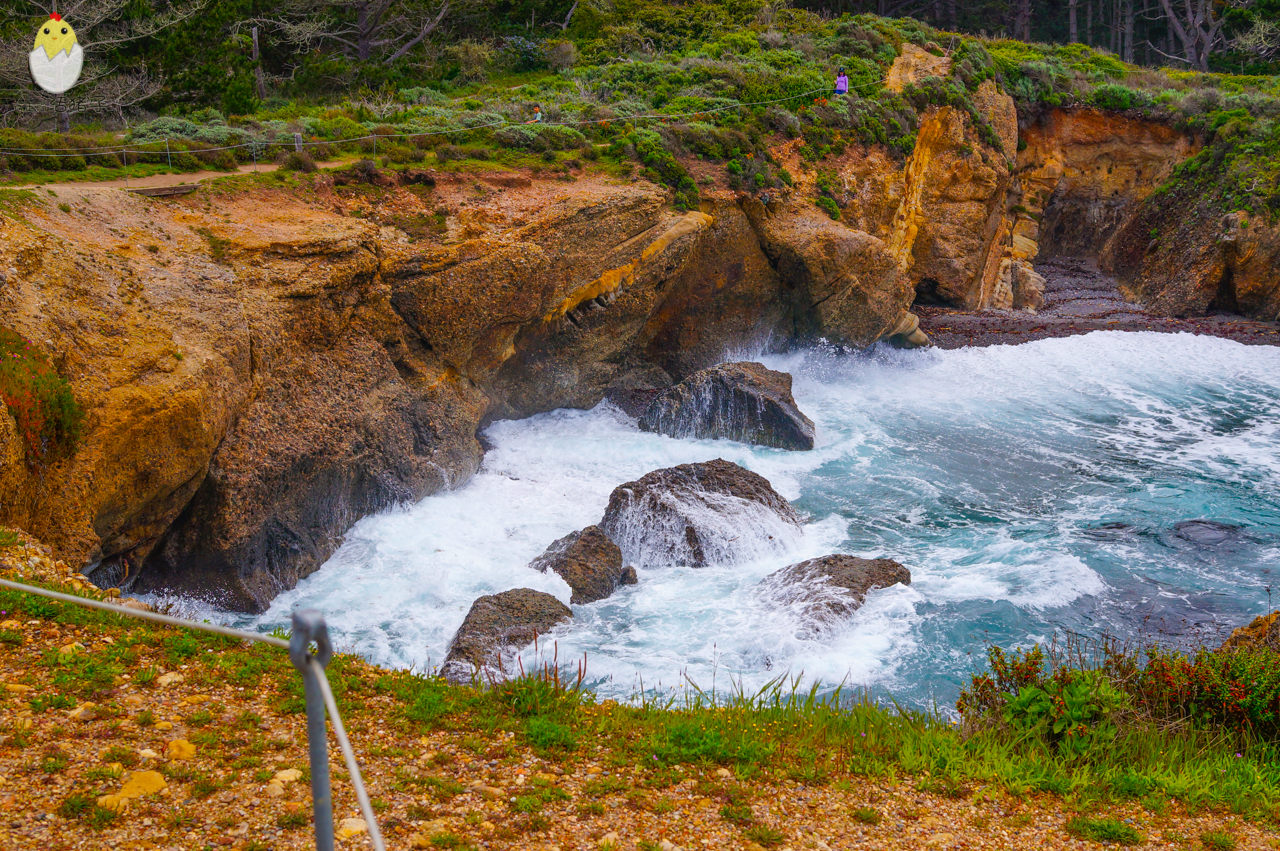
[{"x1": 223, "y1": 331, "x2": 1280, "y2": 708}]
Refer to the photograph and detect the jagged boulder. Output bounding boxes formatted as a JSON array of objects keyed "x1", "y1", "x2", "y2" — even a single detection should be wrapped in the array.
[
  {"x1": 529, "y1": 526, "x2": 633, "y2": 604},
  {"x1": 441, "y1": 588, "x2": 572, "y2": 684},
  {"x1": 1221, "y1": 611, "x2": 1280, "y2": 653},
  {"x1": 639, "y1": 362, "x2": 815, "y2": 451},
  {"x1": 758, "y1": 555, "x2": 911, "y2": 630},
  {"x1": 599, "y1": 459, "x2": 801, "y2": 568}
]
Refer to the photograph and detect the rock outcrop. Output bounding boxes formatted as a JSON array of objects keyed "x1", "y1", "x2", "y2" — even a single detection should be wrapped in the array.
[
  {"x1": 529, "y1": 525, "x2": 633, "y2": 604},
  {"x1": 744, "y1": 199, "x2": 927, "y2": 348},
  {"x1": 758, "y1": 555, "x2": 911, "y2": 629},
  {"x1": 1221, "y1": 611, "x2": 1280, "y2": 653},
  {"x1": 441, "y1": 588, "x2": 573, "y2": 684},
  {"x1": 599, "y1": 459, "x2": 801, "y2": 568},
  {"x1": 639, "y1": 361, "x2": 815, "y2": 450}
]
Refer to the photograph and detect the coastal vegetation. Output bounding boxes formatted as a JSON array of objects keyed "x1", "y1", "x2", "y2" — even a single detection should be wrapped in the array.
[
  {"x1": 3, "y1": 548, "x2": 1279, "y2": 847},
  {"x1": 0, "y1": 328, "x2": 83, "y2": 466},
  {"x1": 3, "y1": 7, "x2": 1279, "y2": 224}
]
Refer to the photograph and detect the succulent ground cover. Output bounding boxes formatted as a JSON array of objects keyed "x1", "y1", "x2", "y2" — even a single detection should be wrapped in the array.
[{"x1": 0, "y1": 527, "x2": 1278, "y2": 850}]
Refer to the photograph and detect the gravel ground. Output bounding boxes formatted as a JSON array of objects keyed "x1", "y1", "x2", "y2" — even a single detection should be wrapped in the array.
[
  {"x1": 917, "y1": 258, "x2": 1280, "y2": 349},
  {"x1": 2, "y1": 535, "x2": 1279, "y2": 850}
]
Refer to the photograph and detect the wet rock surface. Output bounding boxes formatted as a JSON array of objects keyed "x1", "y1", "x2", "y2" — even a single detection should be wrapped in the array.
[
  {"x1": 639, "y1": 362, "x2": 815, "y2": 450},
  {"x1": 758, "y1": 555, "x2": 911, "y2": 629},
  {"x1": 599, "y1": 459, "x2": 801, "y2": 568},
  {"x1": 529, "y1": 526, "x2": 630, "y2": 605},
  {"x1": 442, "y1": 588, "x2": 572, "y2": 684},
  {"x1": 918, "y1": 257, "x2": 1280, "y2": 348}
]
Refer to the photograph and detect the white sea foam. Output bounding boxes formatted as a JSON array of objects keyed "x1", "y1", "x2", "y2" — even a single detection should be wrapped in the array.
[{"x1": 226, "y1": 332, "x2": 1280, "y2": 705}]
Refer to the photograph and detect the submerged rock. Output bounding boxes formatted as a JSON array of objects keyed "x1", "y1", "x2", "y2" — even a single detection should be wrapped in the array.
[
  {"x1": 758, "y1": 555, "x2": 911, "y2": 630},
  {"x1": 441, "y1": 589, "x2": 572, "y2": 684},
  {"x1": 599, "y1": 459, "x2": 801, "y2": 568},
  {"x1": 639, "y1": 362, "x2": 816, "y2": 451},
  {"x1": 529, "y1": 526, "x2": 632, "y2": 604}
]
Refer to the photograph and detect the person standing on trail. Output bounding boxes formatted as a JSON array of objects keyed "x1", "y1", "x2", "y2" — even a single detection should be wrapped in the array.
[
  {"x1": 527, "y1": 105, "x2": 543, "y2": 124},
  {"x1": 834, "y1": 68, "x2": 849, "y2": 96}
]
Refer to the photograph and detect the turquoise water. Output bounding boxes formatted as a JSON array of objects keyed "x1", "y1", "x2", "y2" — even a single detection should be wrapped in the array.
[{"x1": 232, "y1": 331, "x2": 1280, "y2": 708}]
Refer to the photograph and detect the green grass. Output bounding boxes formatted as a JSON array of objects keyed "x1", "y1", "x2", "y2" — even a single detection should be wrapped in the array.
[
  {"x1": 1201, "y1": 829, "x2": 1238, "y2": 850},
  {"x1": 1064, "y1": 815, "x2": 1143, "y2": 845},
  {"x1": 852, "y1": 805, "x2": 882, "y2": 824}
]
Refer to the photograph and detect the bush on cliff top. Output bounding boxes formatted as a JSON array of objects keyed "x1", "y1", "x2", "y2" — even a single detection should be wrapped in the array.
[{"x1": 0, "y1": 328, "x2": 84, "y2": 466}]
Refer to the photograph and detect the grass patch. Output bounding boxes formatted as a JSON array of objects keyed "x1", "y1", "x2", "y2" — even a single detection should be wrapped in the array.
[
  {"x1": 1064, "y1": 816, "x2": 1143, "y2": 845},
  {"x1": 1201, "y1": 829, "x2": 1238, "y2": 850}
]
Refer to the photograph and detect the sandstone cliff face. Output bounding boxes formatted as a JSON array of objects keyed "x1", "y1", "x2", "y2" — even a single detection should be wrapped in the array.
[
  {"x1": 0, "y1": 174, "x2": 928, "y2": 610},
  {"x1": 1105, "y1": 194, "x2": 1280, "y2": 320}
]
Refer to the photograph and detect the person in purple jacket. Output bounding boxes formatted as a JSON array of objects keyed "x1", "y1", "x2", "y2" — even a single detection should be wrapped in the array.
[{"x1": 834, "y1": 68, "x2": 849, "y2": 96}]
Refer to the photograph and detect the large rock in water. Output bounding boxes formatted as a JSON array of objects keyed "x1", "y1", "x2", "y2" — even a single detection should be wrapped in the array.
[
  {"x1": 758, "y1": 555, "x2": 911, "y2": 631},
  {"x1": 639, "y1": 362, "x2": 815, "y2": 451},
  {"x1": 599, "y1": 459, "x2": 801, "y2": 568},
  {"x1": 441, "y1": 589, "x2": 572, "y2": 684},
  {"x1": 529, "y1": 526, "x2": 635, "y2": 604}
]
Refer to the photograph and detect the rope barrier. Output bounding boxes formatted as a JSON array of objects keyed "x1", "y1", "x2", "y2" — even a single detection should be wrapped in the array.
[
  {"x1": 0, "y1": 576, "x2": 382, "y2": 851},
  {"x1": 0, "y1": 577, "x2": 288, "y2": 647},
  {"x1": 0, "y1": 54, "x2": 954, "y2": 160}
]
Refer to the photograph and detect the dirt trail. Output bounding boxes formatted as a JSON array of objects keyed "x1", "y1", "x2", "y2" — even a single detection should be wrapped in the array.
[
  {"x1": 4, "y1": 159, "x2": 349, "y2": 192},
  {"x1": 918, "y1": 257, "x2": 1280, "y2": 348}
]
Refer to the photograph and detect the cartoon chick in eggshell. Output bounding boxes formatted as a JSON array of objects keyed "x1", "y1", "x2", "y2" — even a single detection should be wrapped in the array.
[{"x1": 30, "y1": 12, "x2": 83, "y2": 94}]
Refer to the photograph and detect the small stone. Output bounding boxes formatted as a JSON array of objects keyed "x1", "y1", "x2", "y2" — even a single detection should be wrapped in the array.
[
  {"x1": 716, "y1": 768, "x2": 732, "y2": 778},
  {"x1": 535, "y1": 772, "x2": 558, "y2": 783},
  {"x1": 156, "y1": 672, "x2": 184, "y2": 687},
  {"x1": 477, "y1": 785, "x2": 505, "y2": 800},
  {"x1": 119, "y1": 770, "x2": 167, "y2": 799},
  {"x1": 586, "y1": 766, "x2": 603, "y2": 775},
  {"x1": 123, "y1": 695, "x2": 145, "y2": 705},
  {"x1": 337, "y1": 817, "x2": 368, "y2": 840},
  {"x1": 139, "y1": 749, "x2": 159, "y2": 760},
  {"x1": 265, "y1": 781, "x2": 285, "y2": 798},
  {"x1": 410, "y1": 835, "x2": 431, "y2": 849},
  {"x1": 599, "y1": 833, "x2": 620, "y2": 847},
  {"x1": 69, "y1": 702, "x2": 98, "y2": 722},
  {"x1": 228, "y1": 822, "x2": 249, "y2": 837},
  {"x1": 166, "y1": 739, "x2": 196, "y2": 761},
  {"x1": 155, "y1": 721, "x2": 173, "y2": 731},
  {"x1": 273, "y1": 768, "x2": 303, "y2": 783},
  {"x1": 59, "y1": 642, "x2": 85, "y2": 656},
  {"x1": 119, "y1": 599, "x2": 154, "y2": 613},
  {"x1": 182, "y1": 693, "x2": 211, "y2": 705},
  {"x1": 926, "y1": 833, "x2": 955, "y2": 847},
  {"x1": 97, "y1": 794, "x2": 128, "y2": 814},
  {"x1": 659, "y1": 841, "x2": 684, "y2": 851},
  {"x1": 481, "y1": 820, "x2": 495, "y2": 830},
  {"x1": 3, "y1": 683, "x2": 31, "y2": 693}
]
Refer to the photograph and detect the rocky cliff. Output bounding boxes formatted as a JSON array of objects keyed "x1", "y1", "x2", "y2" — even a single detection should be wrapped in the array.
[{"x1": 2, "y1": 51, "x2": 1276, "y2": 610}]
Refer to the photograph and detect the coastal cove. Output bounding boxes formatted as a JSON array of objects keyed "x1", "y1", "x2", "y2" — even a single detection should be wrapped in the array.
[{"x1": 187, "y1": 331, "x2": 1280, "y2": 709}]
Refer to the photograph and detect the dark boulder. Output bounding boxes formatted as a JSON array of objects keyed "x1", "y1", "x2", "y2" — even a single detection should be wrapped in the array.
[
  {"x1": 758, "y1": 555, "x2": 910, "y2": 629},
  {"x1": 599, "y1": 458, "x2": 801, "y2": 568},
  {"x1": 639, "y1": 362, "x2": 815, "y2": 450},
  {"x1": 441, "y1": 588, "x2": 572, "y2": 684},
  {"x1": 529, "y1": 525, "x2": 633, "y2": 604}
]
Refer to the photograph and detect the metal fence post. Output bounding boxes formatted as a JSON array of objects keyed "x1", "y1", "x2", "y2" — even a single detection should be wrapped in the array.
[{"x1": 290, "y1": 609, "x2": 335, "y2": 851}]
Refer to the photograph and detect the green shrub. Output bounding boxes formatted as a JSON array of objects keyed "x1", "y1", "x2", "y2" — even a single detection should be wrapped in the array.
[
  {"x1": 1089, "y1": 84, "x2": 1152, "y2": 111},
  {"x1": 814, "y1": 196, "x2": 840, "y2": 220},
  {"x1": 0, "y1": 328, "x2": 84, "y2": 465}
]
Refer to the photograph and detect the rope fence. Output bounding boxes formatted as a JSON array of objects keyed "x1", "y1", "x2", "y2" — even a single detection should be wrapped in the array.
[
  {"x1": 0, "y1": 54, "x2": 955, "y2": 161},
  {"x1": 0, "y1": 576, "x2": 385, "y2": 851}
]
